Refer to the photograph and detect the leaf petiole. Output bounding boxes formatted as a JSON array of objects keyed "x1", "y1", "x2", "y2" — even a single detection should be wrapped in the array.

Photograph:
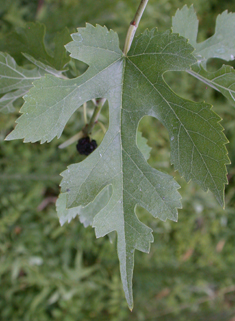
[{"x1": 123, "y1": 0, "x2": 149, "y2": 55}]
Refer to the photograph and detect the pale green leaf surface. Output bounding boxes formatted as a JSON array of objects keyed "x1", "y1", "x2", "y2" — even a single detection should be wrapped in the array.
[
  {"x1": 56, "y1": 193, "x2": 80, "y2": 226},
  {"x1": 56, "y1": 185, "x2": 112, "y2": 227},
  {"x1": 172, "y1": 6, "x2": 235, "y2": 107},
  {"x1": 56, "y1": 132, "x2": 151, "y2": 228},
  {"x1": 57, "y1": 187, "x2": 115, "y2": 244},
  {"x1": 5, "y1": 24, "x2": 122, "y2": 142},
  {"x1": 6, "y1": 25, "x2": 229, "y2": 308},
  {"x1": 171, "y1": 5, "x2": 198, "y2": 49}
]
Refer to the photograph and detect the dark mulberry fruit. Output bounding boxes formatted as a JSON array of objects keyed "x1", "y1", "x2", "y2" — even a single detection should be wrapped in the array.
[{"x1": 76, "y1": 137, "x2": 97, "y2": 156}]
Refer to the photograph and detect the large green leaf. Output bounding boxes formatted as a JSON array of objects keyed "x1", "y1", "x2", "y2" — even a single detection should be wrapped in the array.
[
  {"x1": 172, "y1": 5, "x2": 235, "y2": 107},
  {"x1": 6, "y1": 24, "x2": 229, "y2": 308}
]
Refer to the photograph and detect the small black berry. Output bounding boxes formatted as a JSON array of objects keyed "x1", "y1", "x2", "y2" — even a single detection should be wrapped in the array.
[{"x1": 76, "y1": 137, "x2": 97, "y2": 156}]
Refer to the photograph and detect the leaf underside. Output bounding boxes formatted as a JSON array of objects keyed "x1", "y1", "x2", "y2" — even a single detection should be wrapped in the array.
[
  {"x1": 5, "y1": 23, "x2": 229, "y2": 308},
  {"x1": 57, "y1": 131, "x2": 151, "y2": 228}
]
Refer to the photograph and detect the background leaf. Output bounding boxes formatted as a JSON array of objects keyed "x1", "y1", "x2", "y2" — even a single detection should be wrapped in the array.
[
  {"x1": 188, "y1": 64, "x2": 235, "y2": 107},
  {"x1": 172, "y1": 5, "x2": 235, "y2": 107},
  {"x1": 0, "y1": 52, "x2": 65, "y2": 114},
  {"x1": 172, "y1": 6, "x2": 235, "y2": 64},
  {"x1": 0, "y1": 22, "x2": 71, "y2": 69}
]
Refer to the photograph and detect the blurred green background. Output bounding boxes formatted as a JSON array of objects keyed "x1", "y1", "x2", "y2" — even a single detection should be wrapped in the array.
[{"x1": 0, "y1": 0, "x2": 235, "y2": 320}]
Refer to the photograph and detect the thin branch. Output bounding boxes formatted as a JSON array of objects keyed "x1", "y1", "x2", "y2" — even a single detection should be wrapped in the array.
[
  {"x1": 58, "y1": 131, "x2": 83, "y2": 149},
  {"x1": 59, "y1": 99, "x2": 106, "y2": 149},
  {"x1": 123, "y1": 0, "x2": 149, "y2": 55},
  {"x1": 83, "y1": 102, "x2": 88, "y2": 124},
  {"x1": 82, "y1": 98, "x2": 106, "y2": 136},
  {"x1": 36, "y1": 0, "x2": 44, "y2": 18},
  {"x1": 97, "y1": 121, "x2": 107, "y2": 134}
]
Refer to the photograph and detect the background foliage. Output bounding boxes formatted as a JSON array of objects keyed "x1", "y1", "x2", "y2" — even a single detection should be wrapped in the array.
[{"x1": 0, "y1": 0, "x2": 235, "y2": 320}]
